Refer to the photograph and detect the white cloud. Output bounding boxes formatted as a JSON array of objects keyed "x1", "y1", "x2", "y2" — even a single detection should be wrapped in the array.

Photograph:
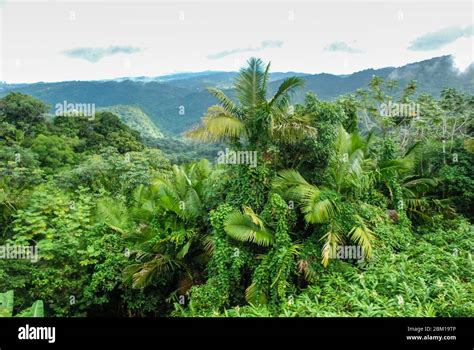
[
  {"x1": 207, "y1": 40, "x2": 283, "y2": 59},
  {"x1": 63, "y1": 46, "x2": 143, "y2": 63},
  {"x1": 324, "y1": 41, "x2": 365, "y2": 54}
]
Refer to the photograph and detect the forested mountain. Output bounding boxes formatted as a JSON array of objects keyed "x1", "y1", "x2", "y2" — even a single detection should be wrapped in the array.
[
  {"x1": 1, "y1": 55, "x2": 472, "y2": 135},
  {"x1": 98, "y1": 105, "x2": 165, "y2": 139}
]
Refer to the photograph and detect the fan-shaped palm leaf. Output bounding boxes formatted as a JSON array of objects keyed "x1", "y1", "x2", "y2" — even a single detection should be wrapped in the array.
[{"x1": 96, "y1": 198, "x2": 131, "y2": 234}]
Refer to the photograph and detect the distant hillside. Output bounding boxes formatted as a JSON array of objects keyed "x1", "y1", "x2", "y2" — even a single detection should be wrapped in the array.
[
  {"x1": 110, "y1": 71, "x2": 307, "y2": 90},
  {"x1": 270, "y1": 56, "x2": 473, "y2": 102},
  {"x1": 2, "y1": 55, "x2": 472, "y2": 135},
  {"x1": 0, "y1": 80, "x2": 193, "y2": 133},
  {"x1": 98, "y1": 105, "x2": 164, "y2": 140}
]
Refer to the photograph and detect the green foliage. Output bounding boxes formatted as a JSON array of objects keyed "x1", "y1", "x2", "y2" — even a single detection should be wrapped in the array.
[
  {"x1": 54, "y1": 111, "x2": 144, "y2": 154},
  {"x1": 244, "y1": 193, "x2": 299, "y2": 306},
  {"x1": 55, "y1": 148, "x2": 170, "y2": 195},
  {"x1": 99, "y1": 105, "x2": 164, "y2": 140},
  {"x1": 224, "y1": 206, "x2": 274, "y2": 247},
  {"x1": 225, "y1": 163, "x2": 271, "y2": 210},
  {"x1": 184, "y1": 204, "x2": 250, "y2": 315},
  {"x1": 436, "y1": 141, "x2": 474, "y2": 219},
  {"x1": 273, "y1": 126, "x2": 387, "y2": 266},
  {"x1": 1, "y1": 64, "x2": 473, "y2": 318},
  {"x1": 0, "y1": 92, "x2": 48, "y2": 131},
  {"x1": 15, "y1": 300, "x2": 44, "y2": 317},
  {"x1": 0, "y1": 290, "x2": 44, "y2": 317},
  {"x1": 208, "y1": 218, "x2": 473, "y2": 317},
  {"x1": 0, "y1": 290, "x2": 14, "y2": 316},
  {"x1": 30, "y1": 134, "x2": 80, "y2": 172}
]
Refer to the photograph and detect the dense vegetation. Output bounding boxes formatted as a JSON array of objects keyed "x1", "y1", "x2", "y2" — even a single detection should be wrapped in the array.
[{"x1": 0, "y1": 58, "x2": 472, "y2": 317}]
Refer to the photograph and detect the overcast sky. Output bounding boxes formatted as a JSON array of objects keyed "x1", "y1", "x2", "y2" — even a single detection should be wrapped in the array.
[{"x1": 1, "y1": 0, "x2": 473, "y2": 83}]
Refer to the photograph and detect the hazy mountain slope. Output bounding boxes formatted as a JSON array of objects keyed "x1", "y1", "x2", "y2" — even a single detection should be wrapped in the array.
[
  {"x1": 98, "y1": 105, "x2": 165, "y2": 139},
  {"x1": 2, "y1": 55, "x2": 472, "y2": 135},
  {"x1": 286, "y1": 68, "x2": 395, "y2": 101},
  {"x1": 111, "y1": 71, "x2": 308, "y2": 90},
  {"x1": 269, "y1": 56, "x2": 472, "y2": 102},
  {"x1": 1, "y1": 80, "x2": 193, "y2": 133},
  {"x1": 386, "y1": 55, "x2": 474, "y2": 95}
]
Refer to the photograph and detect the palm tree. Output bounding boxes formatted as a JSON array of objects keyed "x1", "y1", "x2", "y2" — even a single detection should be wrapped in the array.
[
  {"x1": 273, "y1": 126, "x2": 380, "y2": 266},
  {"x1": 186, "y1": 58, "x2": 316, "y2": 148},
  {"x1": 95, "y1": 160, "x2": 216, "y2": 290},
  {"x1": 224, "y1": 205, "x2": 274, "y2": 246},
  {"x1": 273, "y1": 125, "x2": 436, "y2": 266}
]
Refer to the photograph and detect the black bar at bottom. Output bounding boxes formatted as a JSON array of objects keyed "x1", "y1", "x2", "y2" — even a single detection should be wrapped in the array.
[{"x1": 0, "y1": 317, "x2": 471, "y2": 348}]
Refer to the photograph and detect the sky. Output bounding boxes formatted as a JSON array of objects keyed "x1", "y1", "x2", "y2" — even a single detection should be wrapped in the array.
[{"x1": 0, "y1": 0, "x2": 473, "y2": 83}]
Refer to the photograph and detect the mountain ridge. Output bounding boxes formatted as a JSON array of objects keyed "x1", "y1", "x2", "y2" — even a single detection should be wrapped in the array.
[{"x1": 2, "y1": 55, "x2": 472, "y2": 135}]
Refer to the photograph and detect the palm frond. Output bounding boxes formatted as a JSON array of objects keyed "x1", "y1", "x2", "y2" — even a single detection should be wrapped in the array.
[
  {"x1": 261, "y1": 61, "x2": 271, "y2": 98},
  {"x1": 151, "y1": 179, "x2": 181, "y2": 213},
  {"x1": 320, "y1": 229, "x2": 342, "y2": 267},
  {"x1": 347, "y1": 148, "x2": 365, "y2": 176},
  {"x1": 297, "y1": 259, "x2": 317, "y2": 282},
  {"x1": 224, "y1": 211, "x2": 274, "y2": 246},
  {"x1": 269, "y1": 76, "x2": 305, "y2": 107},
  {"x1": 272, "y1": 169, "x2": 311, "y2": 196},
  {"x1": 202, "y1": 234, "x2": 215, "y2": 256},
  {"x1": 181, "y1": 188, "x2": 202, "y2": 219},
  {"x1": 348, "y1": 221, "x2": 375, "y2": 260},
  {"x1": 403, "y1": 141, "x2": 422, "y2": 157},
  {"x1": 186, "y1": 109, "x2": 246, "y2": 142},
  {"x1": 379, "y1": 158, "x2": 413, "y2": 174},
  {"x1": 242, "y1": 206, "x2": 266, "y2": 230},
  {"x1": 272, "y1": 114, "x2": 317, "y2": 144},
  {"x1": 207, "y1": 87, "x2": 240, "y2": 116},
  {"x1": 302, "y1": 197, "x2": 336, "y2": 224},
  {"x1": 95, "y1": 198, "x2": 131, "y2": 235},
  {"x1": 270, "y1": 244, "x2": 301, "y2": 288},
  {"x1": 235, "y1": 57, "x2": 267, "y2": 108},
  {"x1": 401, "y1": 176, "x2": 437, "y2": 192},
  {"x1": 245, "y1": 282, "x2": 267, "y2": 305},
  {"x1": 125, "y1": 255, "x2": 184, "y2": 289}
]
